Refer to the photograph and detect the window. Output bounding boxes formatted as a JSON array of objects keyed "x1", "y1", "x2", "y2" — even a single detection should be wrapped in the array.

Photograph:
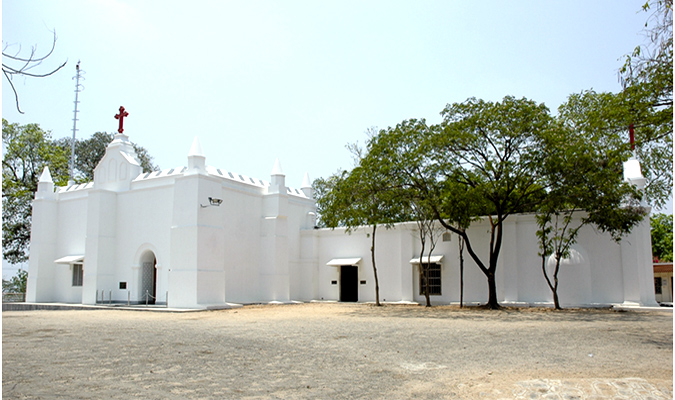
[
  {"x1": 419, "y1": 263, "x2": 441, "y2": 296},
  {"x1": 72, "y1": 264, "x2": 83, "y2": 287},
  {"x1": 655, "y1": 277, "x2": 663, "y2": 295}
]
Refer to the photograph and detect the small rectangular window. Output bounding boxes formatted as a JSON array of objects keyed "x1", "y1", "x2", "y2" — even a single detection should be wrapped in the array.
[
  {"x1": 360, "y1": 280, "x2": 367, "y2": 285},
  {"x1": 72, "y1": 264, "x2": 83, "y2": 287},
  {"x1": 119, "y1": 282, "x2": 127, "y2": 290},
  {"x1": 331, "y1": 280, "x2": 338, "y2": 285},
  {"x1": 655, "y1": 277, "x2": 663, "y2": 295},
  {"x1": 419, "y1": 263, "x2": 441, "y2": 296}
]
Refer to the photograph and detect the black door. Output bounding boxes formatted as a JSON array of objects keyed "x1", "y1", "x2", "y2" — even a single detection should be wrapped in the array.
[{"x1": 340, "y1": 265, "x2": 358, "y2": 302}]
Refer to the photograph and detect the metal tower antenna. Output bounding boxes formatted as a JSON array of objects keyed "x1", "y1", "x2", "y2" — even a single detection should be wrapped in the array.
[{"x1": 69, "y1": 61, "x2": 85, "y2": 185}]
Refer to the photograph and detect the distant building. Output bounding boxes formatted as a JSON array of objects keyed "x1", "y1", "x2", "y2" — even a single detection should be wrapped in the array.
[
  {"x1": 26, "y1": 132, "x2": 658, "y2": 308},
  {"x1": 653, "y1": 263, "x2": 673, "y2": 303}
]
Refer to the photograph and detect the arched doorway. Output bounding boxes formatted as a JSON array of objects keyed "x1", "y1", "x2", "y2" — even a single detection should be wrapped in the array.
[{"x1": 140, "y1": 251, "x2": 157, "y2": 304}]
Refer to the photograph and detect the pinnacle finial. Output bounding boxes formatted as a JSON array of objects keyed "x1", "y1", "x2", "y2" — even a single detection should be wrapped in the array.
[
  {"x1": 189, "y1": 136, "x2": 205, "y2": 157},
  {"x1": 301, "y1": 172, "x2": 311, "y2": 188},
  {"x1": 39, "y1": 166, "x2": 53, "y2": 183},
  {"x1": 271, "y1": 158, "x2": 284, "y2": 176}
]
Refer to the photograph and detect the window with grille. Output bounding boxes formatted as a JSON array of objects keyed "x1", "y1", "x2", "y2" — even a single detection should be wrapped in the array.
[
  {"x1": 72, "y1": 264, "x2": 83, "y2": 287},
  {"x1": 419, "y1": 263, "x2": 441, "y2": 296},
  {"x1": 655, "y1": 277, "x2": 663, "y2": 295}
]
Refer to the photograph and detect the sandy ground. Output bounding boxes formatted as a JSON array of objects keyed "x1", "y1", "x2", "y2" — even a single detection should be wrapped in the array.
[{"x1": 2, "y1": 303, "x2": 672, "y2": 399}]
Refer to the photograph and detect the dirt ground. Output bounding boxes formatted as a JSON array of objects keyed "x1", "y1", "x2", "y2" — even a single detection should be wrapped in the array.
[{"x1": 2, "y1": 303, "x2": 673, "y2": 399}]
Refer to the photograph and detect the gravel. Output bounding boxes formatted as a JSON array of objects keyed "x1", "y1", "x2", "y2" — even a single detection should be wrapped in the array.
[{"x1": 2, "y1": 303, "x2": 672, "y2": 399}]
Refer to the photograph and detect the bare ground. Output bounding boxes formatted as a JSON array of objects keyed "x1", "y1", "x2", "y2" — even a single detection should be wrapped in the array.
[{"x1": 2, "y1": 303, "x2": 672, "y2": 399}]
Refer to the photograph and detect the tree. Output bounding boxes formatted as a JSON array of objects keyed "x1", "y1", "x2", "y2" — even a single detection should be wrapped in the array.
[
  {"x1": 2, "y1": 120, "x2": 69, "y2": 264},
  {"x1": 535, "y1": 102, "x2": 647, "y2": 309},
  {"x1": 651, "y1": 213, "x2": 673, "y2": 262},
  {"x1": 362, "y1": 105, "x2": 549, "y2": 309},
  {"x1": 412, "y1": 202, "x2": 444, "y2": 307},
  {"x1": 314, "y1": 152, "x2": 406, "y2": 305},
  {"x1": 430, "y1": 97, "x2": 552, "y2": 309},
  {"x1": 364, "y1": 120, "x2": 448, "y2": 307},
  {"x1": 2, "y1": 268, "x2": 28, "y2": 294},
  {"x1": 2, "y1": 30, "x2": 68, "y2": 114},
  {"x1": 457, "y1": 234, "x2": 466, "y2": 308},
  {"x1": 618, "y1": 0, "x2": 673, "y2": 208}
]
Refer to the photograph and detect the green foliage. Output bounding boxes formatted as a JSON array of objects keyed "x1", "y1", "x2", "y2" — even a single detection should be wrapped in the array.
[
  {"x1": 618, "y1": 0, "x2": 673, "y2": 208},
  {"x1": 432, "y1": 97, "x2": 555, "y2": 308},
  {"x1": 651, "y1": 213, "x2": 673, "y2": 262},
  {"x1": 2, "y1": 269, "x2": 28, "y2": 294},
  {"x1": 2, "y1": 119, "x2": 69, "y2": 264},
  {"x1": 535, "y1": 107, "x2": 647, "y2": 308},
  {"x1": 315, "y1": 133, "x2": 410, "y2": 306}
]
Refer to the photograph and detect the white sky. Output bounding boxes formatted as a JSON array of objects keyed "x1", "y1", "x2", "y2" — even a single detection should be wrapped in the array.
[{"x1": 1, "y1": 1, "x2": 670, "y2": 278}]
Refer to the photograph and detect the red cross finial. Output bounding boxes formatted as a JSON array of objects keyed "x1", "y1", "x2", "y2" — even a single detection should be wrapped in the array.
[
  {"x1": 115, "y1": 106, "x2": 129, "y2": 133},
  {"x1": 629, "y1": 123, "x2": 635, "y2": 151}
]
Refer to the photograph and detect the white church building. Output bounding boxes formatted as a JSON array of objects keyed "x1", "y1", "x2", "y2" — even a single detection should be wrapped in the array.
[{"x1": 26, "y1": 130, "x2": 658, "y2": 309}]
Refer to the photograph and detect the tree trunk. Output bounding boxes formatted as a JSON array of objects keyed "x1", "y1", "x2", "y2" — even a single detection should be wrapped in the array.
[
  {"x1": 424, "y1": 265, "x2": 431, "y2": 307},
  {"x1": 459, "y1": 236, "x2": 465, "y2": 308},
  {"x1": 371, "y1": 224, "x2": 381, "y2": 306},
  {"x1": 485, "y1": 216, "x2": 502, "y2": 309},
  {"x1": 541, "y1": 254, "x2": 562, "y2": 310},
  {"x1": 486, "y1": 271, "x2": 499, "y2": 309},
  {"x1": 418, "y1": 241, "x2": 430, "y2": 307},
  {"x1": 552, "y1": 266, "x2": 561, "y2": 310}
]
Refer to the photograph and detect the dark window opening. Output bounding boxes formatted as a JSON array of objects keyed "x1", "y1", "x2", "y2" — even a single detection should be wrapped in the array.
[
  {"x1": 72, "y1": 264, "x2": 83, "y2": 287},
  {"x1": 419, "y1": 263, "x2": 441, "y2": 296},
  {"x1": 655, "y1": 277, "x2": 663, "y2": 295}
]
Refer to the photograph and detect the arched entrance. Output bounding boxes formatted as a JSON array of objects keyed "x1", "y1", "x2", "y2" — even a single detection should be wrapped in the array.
[{"x1": 140, "y1": 251, "x2": 157, "y2": 304}]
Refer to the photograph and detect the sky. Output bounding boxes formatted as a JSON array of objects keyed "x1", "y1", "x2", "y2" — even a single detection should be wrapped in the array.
[{"x1": 1, "y1": 1, "x2": 670, "y2": 278}]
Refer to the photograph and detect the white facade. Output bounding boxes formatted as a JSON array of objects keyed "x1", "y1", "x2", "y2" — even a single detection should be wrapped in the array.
[{"x1": 26, "y1": 134, "x2": 658, "y2": 308}]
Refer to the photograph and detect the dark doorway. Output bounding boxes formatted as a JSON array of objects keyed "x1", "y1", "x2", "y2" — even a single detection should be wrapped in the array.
[
  {"x1": 141, "y1": 257, "x2": 157, "y2": 304},
  {"x1": 340, "y1": 265, "x2": 358, "y2": 302}
]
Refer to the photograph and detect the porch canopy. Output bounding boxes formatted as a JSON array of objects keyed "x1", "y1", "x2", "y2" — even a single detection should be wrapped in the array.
[
  {"x1": 326, "y1": 258, "x2": 362, "y2": 267},
  {"x1": 409, "y1": 255, "x2": 444, "y2": 264},
  {"x1": 54, "y1": 255, "x2": 84, "y2": 264}
]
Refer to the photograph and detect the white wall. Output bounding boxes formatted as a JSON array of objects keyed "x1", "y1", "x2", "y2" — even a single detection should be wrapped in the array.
[{"x1": 313, "y1": 213, "x2": 657, "y2": 307}]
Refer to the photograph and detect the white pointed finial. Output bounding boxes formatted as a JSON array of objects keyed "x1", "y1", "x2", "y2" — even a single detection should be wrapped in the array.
[
  {"x1": 271, "y1": 158, "x2": 284, "y2": 176},
  {"x1": 623, "y1": 157, "x2": 646, "y2": 190},
  {"x1": 188, "y1": 137, "x2": 205, "y2": 157},
  {"x1": 39, "y1": 166, "x2": 53, "y2": 183},
  {"x1": 301, "y1": 172, "x2": 311, "y2": 189},
  {"x1": 301, "y1": 172, "x2": 313, "y2": 198}
]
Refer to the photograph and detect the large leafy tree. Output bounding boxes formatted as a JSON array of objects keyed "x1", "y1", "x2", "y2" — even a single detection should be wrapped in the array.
[
  {"x1": 430, "y1": 97, "x2": 551, "y2": 309},
  {"x1": 535, "y1": 119, "x2": 646, "y2": 309},
  {"x1": 618, "y1": 0, "x2": 673, "y2": 208},
  {"x1": 365, "y1": 119, "x2": 451, "y2": 307},
  {"x1": 364, "y1": 99, "x2": 551, "y2": 309},
  {"x1": 315, "y1": 149, "x2": 406, "y2": 305},
  {"x1": 2, "y1": 119, "x2": 69, "y2": 264}
]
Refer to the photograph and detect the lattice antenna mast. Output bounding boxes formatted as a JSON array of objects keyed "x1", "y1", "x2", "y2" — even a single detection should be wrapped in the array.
[{"x1": 69, "y1": 61, "x2": 85, "y2": 185}]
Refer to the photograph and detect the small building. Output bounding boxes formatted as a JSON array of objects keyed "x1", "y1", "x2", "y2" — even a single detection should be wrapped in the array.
[
  {"x1": 26, "y1": 130, "x2": 659, "y2": 309},
  {"x1": 653, "y1": 262, "x2": 673, "y2": 303}
]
